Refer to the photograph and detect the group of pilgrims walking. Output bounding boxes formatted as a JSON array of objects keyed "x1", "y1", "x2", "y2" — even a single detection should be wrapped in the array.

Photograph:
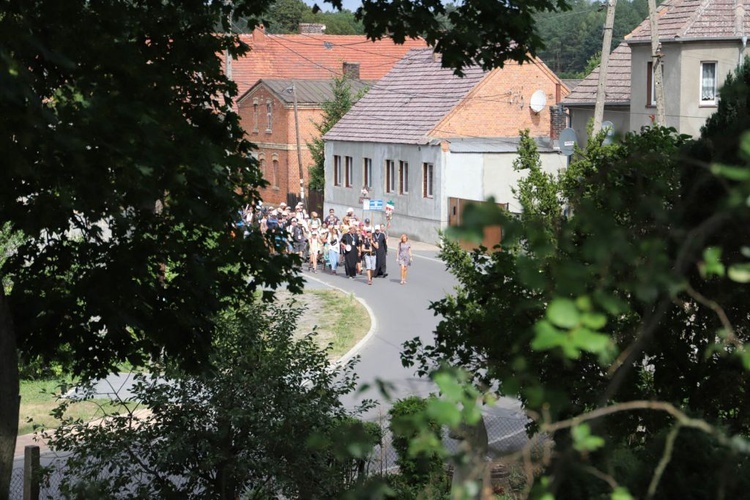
[{"x1": 238, "y1": 203, "x2": 414, "y2": 285}]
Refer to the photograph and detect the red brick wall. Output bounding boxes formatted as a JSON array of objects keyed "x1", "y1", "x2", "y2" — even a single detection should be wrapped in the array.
[
  {"x1": 436, "y1": 61, "x2": 570, "y2": 139},
  {"x1": 237, "y1": 86, "x2": 324, "y2": 206}
]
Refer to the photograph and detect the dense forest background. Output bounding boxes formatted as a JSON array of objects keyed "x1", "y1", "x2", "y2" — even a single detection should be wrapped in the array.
[
  {"x1": 257, "y1": 0, "x2": 654, "y2": 78},
  {"x1": 535, "y1": 0, "x2": 652, "y2": 78}
]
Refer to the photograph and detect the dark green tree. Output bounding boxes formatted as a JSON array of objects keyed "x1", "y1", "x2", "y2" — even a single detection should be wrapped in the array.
[
  {"x1": 0, "y1": 0, "x2": 300, "y2": 493},
  {"x1": 307, "y1": 76, "x2": 367, "y2": 191},
  {"x1": 404, "y1": 101, "x2": 750, "y2": 496},
  {"x1": 0, "y1": 0, "x2": 575, "y2": 494},
  {"x1": 48, "y1": 301, "x2": 373, "y2": 499},
  {"x1": 265, "y1": 0, "x2": 309, "y2": 33},
  {"x1": 512, "y1": 129, "x2": 562, "y2": 247}
]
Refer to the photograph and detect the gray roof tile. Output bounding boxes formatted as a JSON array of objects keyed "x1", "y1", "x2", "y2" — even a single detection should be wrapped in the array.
[
  {"x1": 561, "y1": 42, "x2": 632, "y2": 106},
  {"x1": 243, "y1": 79, "x2": 374, "y2": 105},
  {"x1": 564, "y1": 0, "x2": 748, "y2": 107},
  {"x1": 324, "y1": 49, "x2": 487, "y2": 144},
  {"x1": 628, "y1": 0, "x2": 750, "y2": 42}
]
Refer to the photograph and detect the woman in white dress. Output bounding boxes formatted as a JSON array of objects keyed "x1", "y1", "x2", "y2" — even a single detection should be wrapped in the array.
[
  {"x1": 327, "y1": 226, "x2": 341, "y2": 274},
  {"x1": 308, "y1": 217, "x2": 322, "y2": 272}
]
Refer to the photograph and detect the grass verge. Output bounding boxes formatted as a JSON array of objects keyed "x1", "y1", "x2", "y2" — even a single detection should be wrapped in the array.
[
  {"x1": 18, "y1": 288, "x2": 370, "y2": 436},
  {"x1": 18, "y1": 379, "x2": 124, "y2": 436}
]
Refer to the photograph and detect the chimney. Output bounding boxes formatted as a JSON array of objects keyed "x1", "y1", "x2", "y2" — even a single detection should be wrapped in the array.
[
  {"x1": 299, "y1": 23, "x2": 326, "y2": 34},
  {"x1": 343, "y1": 62, "x2": 360, "y2": 80},
  {"x1": 253, "y1": 25, "x2": 266, "y2": 47},
  {"x1": 550, "y1": 105, "x2": 567, "y2": 140}
]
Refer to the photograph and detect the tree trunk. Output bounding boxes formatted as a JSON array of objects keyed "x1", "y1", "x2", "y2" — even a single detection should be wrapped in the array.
[{"x1": 0, "y1": 281, "x2": 19, "y2": 500}]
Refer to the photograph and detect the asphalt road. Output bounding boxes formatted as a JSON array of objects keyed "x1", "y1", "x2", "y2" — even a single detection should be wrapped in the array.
[
  {"x1": 301, "y1": 239, "x2": 454, "y2": 420},
  {"x1": 301, "y1": 238, "x2": 530, "y2": 457},
  {"x1": 11, "y1": 238, "x2": 529, "y2": 497}
]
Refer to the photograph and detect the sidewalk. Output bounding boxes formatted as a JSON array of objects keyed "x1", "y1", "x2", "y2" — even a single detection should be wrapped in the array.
[
  {"x1": 14, "y1": 432, "x2": 48, "y2": 459},
  {"x1": 386, "y1": 235, "x2": 439, "y2": 252}
]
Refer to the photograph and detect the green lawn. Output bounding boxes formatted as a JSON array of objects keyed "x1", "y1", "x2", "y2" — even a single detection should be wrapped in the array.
[
  {"x1": 18, "y1": 288, "x2": 370, "y2": 436},
  {"x1": 18, "y1": 379, "x2": 121, "y2": 435}
]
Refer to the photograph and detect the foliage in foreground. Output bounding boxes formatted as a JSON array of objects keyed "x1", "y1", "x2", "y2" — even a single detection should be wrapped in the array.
[
  {"x1": 403, "y1": 62, "x2": 750, "y2": 498},
  {"x1": 46, "y1": 301, "x2": 376, "y2": 500}
]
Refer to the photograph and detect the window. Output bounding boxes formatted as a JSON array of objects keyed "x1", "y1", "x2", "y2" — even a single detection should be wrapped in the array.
[
  {"x1": 266, "y1": 100, "x2": 272, "y2": 132},
  {"x1": 363, "y1": 158, "x2": 372, "y2": 189},
  {"x1": 252, "y1": 99, "x2": 259, "y2": 132},
  {"x1": 422, "y1": 163, "x2": 434, "y2": 198},
  {"x1": 385, "y1": 160, "x2": 395, "y2": 193},
  {"x1": 700, "y1": 61, "x2": 717, "y2": 105},
  {"x1": 647, "y1": 62, "x2": 656, "y2": 107},
  {"x1": 345, "y1": 156, "x2": 353, "y2": 188},
  {"x1": 272, "y1": 158, "x2": 279, "y2": 187},
  {"x1": 399, "y1": 161, "x2": 409, "y2": 194},
  {"x1": 334, "y1": 155, "x2": 342, "y2": 186},
  {"x1": 259, "y1": 156, "x2": 267, "y2": 180}
]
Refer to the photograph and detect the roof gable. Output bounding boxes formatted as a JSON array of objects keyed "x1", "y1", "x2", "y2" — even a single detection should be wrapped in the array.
[
  {"x1": 564, "y1": 0, "x2": 747, "y2": 107},
  {"x1": 324, "y1": 49, "x2": 487, "y2": 145},
  {"x1": 627, "y1": 0, "x2": 750, "y2": 42},
  {"x1": 230, "y1": 27, "x2": 428, "y2": 97},
  {"x1": 239, "y1": 79, "x2": 373, "y2": 106}
]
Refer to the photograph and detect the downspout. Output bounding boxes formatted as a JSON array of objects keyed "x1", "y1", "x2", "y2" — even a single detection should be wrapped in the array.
[{"x1": 737, "y1": 0, "x2": 746, "y2": 66}]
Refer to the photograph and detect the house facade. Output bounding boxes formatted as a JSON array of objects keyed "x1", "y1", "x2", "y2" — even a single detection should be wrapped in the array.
[
  {"x1": 237, "y1": 78, "x2": 371, "y2": 206},
  {"x1": 324, "y1": 49, "x2": 569, "y2": 243},
  {"x1": 230, "y1": 25, "x2": 427, "y2": 205},
  {"x1": 564, "y1": 0, "x2": 750, "y2": 146}
]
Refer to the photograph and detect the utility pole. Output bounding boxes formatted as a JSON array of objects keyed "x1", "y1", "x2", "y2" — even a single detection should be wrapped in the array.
[
  {"x1": 593, "y1": 0, "x2": 617, "y2": 134},
  {"x1": 291, "y1": 81, "x2": 305, "y2": 208},
  {"x1": 649, "y1": 0, "x2": 666, "y2": 124}
]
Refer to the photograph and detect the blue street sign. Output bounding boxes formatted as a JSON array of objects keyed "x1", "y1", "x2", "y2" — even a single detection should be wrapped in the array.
[{"x1": 364, "y1": 199, "x2": 384, "y2": 211}]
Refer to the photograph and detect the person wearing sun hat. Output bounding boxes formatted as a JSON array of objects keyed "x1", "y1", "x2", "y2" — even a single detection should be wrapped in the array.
[{"x1": 308, "y1": 212, "x2": 323, "y2": 272}]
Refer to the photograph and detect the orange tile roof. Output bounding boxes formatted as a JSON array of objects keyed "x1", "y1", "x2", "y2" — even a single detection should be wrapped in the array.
[{"x1": 231, "y1": 26, "x2": 429, "y2": 97}]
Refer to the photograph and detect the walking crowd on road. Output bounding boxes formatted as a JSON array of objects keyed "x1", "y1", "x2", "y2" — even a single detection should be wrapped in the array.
[{"x1": 235, "y1": 203, "x2": 414, "y2": 285}]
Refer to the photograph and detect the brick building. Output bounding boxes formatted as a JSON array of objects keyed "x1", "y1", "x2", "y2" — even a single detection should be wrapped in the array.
[
  {"x1": 237, "y1": 78, "x2": 371, "y2": 206},
  {"x1": 324, "y1": 48, "x2": 570, "y2": 243},
  {"x1": 230, "y1": 26, "x2": 427, "y2": 205}
]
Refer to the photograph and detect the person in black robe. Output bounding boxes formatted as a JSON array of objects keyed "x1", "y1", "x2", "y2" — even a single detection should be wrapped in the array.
[
  {"x1": 374, "y1": 225, "x2": 388, "y2": 278},
  {"x1": 341, "y1": 225, "x2": 360, "y2": 278}
]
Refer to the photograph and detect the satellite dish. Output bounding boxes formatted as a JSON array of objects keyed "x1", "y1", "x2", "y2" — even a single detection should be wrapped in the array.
[
  {"x1": 601, "y1": 120, "x2": 615, "y2": 145},
  {"x1": 559, "y1": 128, "x2": 578, "y2": 156},
  {"x1": 529, "y1": 90, "x2": 547, "y2": 113}
]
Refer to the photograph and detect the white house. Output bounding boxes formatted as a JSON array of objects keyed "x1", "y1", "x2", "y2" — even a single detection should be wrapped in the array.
[{"x1": 323, "y1": 49, "x2": 570, "y2": 243}]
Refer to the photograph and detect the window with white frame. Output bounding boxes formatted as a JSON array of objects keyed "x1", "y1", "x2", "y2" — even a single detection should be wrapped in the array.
[
  {"x1": 422, "y1": 163, "x2": 434, "y2": 198},
  {"x1": 399, "y1": 161, "x2": 409, "y2": 194},
  {"x1": 266, "y1": 100, "x2": 272, "y2": 132},
  {"x1": 345, "y1": 156, "x2": 353, "y2": 188},
  {"x1": 334, "y1": 155, "x2": 342, "y2": 186},
  {"x1": 700, "y1": 61, "x2": 717, "y2": 105},
  {"x1": 647, "y1": 61, "x2": 656, "y2": 107},
  {"x1": 385, "y1": 160, "x2": 395, "y2": 193},
  {"x1": 363, "y1": 158, "x2": 372, "y2": 189}
]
